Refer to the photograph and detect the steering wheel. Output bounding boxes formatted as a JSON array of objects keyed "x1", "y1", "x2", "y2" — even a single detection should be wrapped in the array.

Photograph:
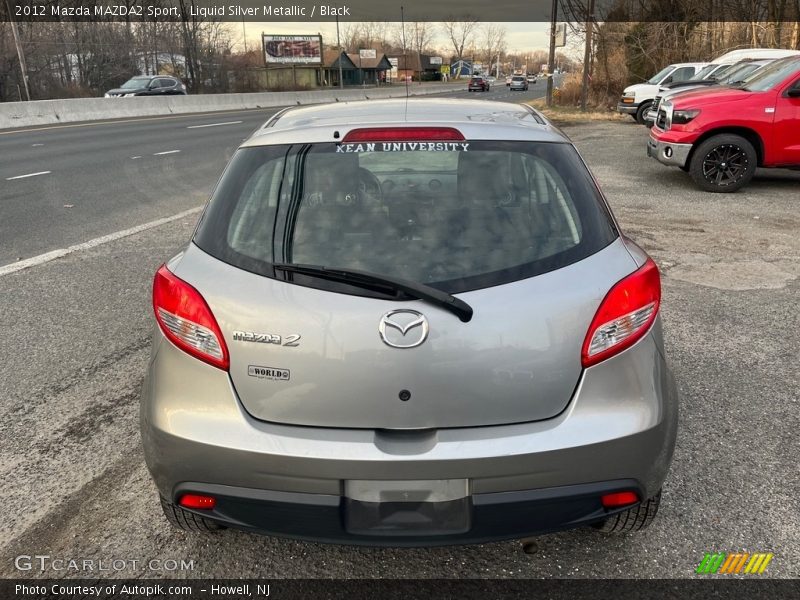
[{"x1": 356, "y1": 168, "x2": 382, "y2": 203}]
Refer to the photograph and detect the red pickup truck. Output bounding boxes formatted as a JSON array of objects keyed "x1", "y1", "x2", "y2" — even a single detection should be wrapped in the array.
[{"x1": 647, "y1": 56, "x2": 800, "y2": 192}]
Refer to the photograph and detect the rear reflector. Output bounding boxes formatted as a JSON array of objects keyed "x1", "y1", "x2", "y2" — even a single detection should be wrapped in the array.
[
  {"x1": 179, "y1": 494, "x2": 216, "y2": 510},
  {"x1": 342, "y1": 127, "x2": 465, "y2": 143},
  {"x1": 601, "y1": 491, "x2": 640, "y2": 508},
  {"x1": 581, "y1": 258, "x2": 661, "y2": 368},
  {"x1": 153, "y1": 265, "x2": 229, "y2": 371}
]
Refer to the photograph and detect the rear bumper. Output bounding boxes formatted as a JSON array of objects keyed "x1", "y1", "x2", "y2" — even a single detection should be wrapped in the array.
[
  {"x1": 141, "y1": 324, "x2": 678, "y2": 545},
  {"x1": 169, "y1": 480, "x2": 644, "y2": 546}
]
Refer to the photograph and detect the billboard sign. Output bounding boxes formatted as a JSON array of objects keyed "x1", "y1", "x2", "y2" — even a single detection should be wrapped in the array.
[
  {"x1": 263, "y1": 35, "x2": 322, "y2": 65},
  {"x1": 359, "y1": 49, "x2": 377, "y2": 59},
  {"x1": 429, "y1": 56, "x2": 443, "y2": 65}
]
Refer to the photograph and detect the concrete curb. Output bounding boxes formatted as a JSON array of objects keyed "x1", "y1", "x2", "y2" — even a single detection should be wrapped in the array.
[{"x1": 0, "y1": 84, "x2": 466, "y2": 129}]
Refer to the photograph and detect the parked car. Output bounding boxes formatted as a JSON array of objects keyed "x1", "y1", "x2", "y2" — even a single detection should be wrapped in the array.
[
  {"x1": 644, "y1": 59, "x2": 776, "y2": 127},
  {"x1": 142, "y1": 98, "x2": 678, "y2": 545},
  {"x1": 618, "y1": 63, "x2": 708, "y2": 124},
  {"x1": 509, "y1": 75, "x2": 529, "y2": 91},
  {"x1": 105, "y1": 75, "x2": 187, "y2": 97},
  {"x1": 468, "y1": 76, "x2": 490, "y2": 92},
  {"x1": 643, "y1": 49, "x2": 800, "y2": 126},
  {"x1": 648, "y1": 56, "x2": 800, "y2": 192}
]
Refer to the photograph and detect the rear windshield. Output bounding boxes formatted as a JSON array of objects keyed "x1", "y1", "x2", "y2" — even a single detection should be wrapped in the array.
[{"x1": 194, "y1": 140, "x2": 617, "y2": 296}]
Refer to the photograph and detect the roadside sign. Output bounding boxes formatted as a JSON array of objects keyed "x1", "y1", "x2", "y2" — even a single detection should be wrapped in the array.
[{"x1": 555, "y1": 23, "x2": 567, "y2": 48}]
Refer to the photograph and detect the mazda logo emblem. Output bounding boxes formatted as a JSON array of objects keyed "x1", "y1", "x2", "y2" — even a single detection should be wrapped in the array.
[{"x1": 379, "y1": 309, "x2": 429, "y2": 349}]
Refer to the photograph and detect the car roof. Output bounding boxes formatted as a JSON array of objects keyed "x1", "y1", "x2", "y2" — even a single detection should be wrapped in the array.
[
  {"x1": 243, "y1": 98, "x2": 567, "y2": 146},
  {"x1": 711, "y1": 48, "x2": 800, "y2": 63},
  {"x1": 668, "y1": 62, "x2": 708, "y2": 68}
]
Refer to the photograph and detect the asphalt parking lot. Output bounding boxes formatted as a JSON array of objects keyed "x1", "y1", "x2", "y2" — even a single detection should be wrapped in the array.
[{"x1": 1, "y1": 111, "x2": 797, "y2": 579}]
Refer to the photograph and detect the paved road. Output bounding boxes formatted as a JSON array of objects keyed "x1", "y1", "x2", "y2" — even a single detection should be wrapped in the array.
[
  {"x1": 2, "y1": 91, "x2": 797, "y2": 580},
  {"x1": 0, "y1": 82, "x2": 548, "y2": 265}
]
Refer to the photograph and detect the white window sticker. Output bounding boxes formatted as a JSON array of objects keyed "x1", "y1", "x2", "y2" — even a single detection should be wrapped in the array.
[{"x1": 336, "y1": 142, "x2": 470, "y2": 153}]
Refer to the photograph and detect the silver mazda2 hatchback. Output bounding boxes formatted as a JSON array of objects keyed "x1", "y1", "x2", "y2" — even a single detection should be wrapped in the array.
[{"x1": 141, "y1": 98, "x2": 678, "y2": 545}]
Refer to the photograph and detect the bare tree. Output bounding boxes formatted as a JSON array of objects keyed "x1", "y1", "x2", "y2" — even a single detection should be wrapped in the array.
[
  {"x1": 407, "y1": 22, "x2": 435, "y2": 57},
  {"x1": 441, "y1": 18, "x2": 479, "y2": 77},
  {"x1": 480, "y1": 23, "x2": 507, "y2": 77}
]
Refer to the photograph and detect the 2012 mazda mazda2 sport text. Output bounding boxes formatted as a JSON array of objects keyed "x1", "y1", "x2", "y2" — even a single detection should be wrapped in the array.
[{"x1": 140, "y1": 98, "x2": 678, "y2": 545}]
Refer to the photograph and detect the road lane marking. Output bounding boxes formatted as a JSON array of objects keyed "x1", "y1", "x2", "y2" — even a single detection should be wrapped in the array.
[
  {"x1": 153, "y1": 150, "x2": 180, "y2": 155},
  {"x1": 5, "y1": 171, "x2": 51, "y2": 180},
  {"x1": 0, "y1": 206, "x2": 203, "y2": 277},
  {"x1": 186, "y1": 120, "x2": 243, "y2": 129},
  {"x1": 0, "y1": 109, "x2": 276, "y2": 136},
  {"x1": 131, "y1": 156, "x2": 141, "y2": 159},
  {"x1": 31, "y1": 143, "x2": 44, "y2": 147}
]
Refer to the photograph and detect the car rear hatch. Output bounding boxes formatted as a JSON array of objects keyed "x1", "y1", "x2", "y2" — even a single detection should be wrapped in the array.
[{"x1": 183, "y1": 128, "x2": 631, "y2": 429}]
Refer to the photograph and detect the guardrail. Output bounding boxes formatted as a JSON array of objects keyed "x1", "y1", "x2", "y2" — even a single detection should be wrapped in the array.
[{"x1": 0, "y1": 83, "x2": 466, "y2": 129}]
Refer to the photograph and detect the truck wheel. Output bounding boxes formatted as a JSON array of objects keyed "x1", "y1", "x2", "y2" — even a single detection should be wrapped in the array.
[
  {"x1": 635, "y1": 102, "x2": 652, "y2": 125},
  {"x1": 593, "y1": 490, "x2": 661, "y2": 533},
  {"x1": 689, "y1": 134, "x2": 756, "y2": 193},
  {"x1": 160, "y1": 496, "x2": 224, "y2": 533}
]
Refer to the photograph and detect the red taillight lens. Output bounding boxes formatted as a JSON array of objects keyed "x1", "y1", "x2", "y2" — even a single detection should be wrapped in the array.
[
  {"x1": 601, "y1": 491, "x2": 640, "y2": 509},
  {"x1": 179, "y1": 494, "x2": 216, "y2": 510},
  {"x1": 152, "y1": 265, "x2": 229, "y2": 371},
  {"x1": 581, "y1": 258, "x2": 661, "y2": 368},
  {"x1": 342, "y1": 127, "x2": 465, "y2": 143}
]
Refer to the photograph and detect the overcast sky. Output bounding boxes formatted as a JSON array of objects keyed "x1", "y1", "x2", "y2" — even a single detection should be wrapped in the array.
[{"x1": 241, "y1": 22, "x2": 554, "y2": 55}]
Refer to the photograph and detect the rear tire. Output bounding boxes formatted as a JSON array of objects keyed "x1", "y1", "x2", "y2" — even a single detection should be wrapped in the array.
[
  {"x1": 593, "y1": 490, "x2": 661, "y2": 533},
  {"x1": 688, "y1": 134, "x2": 757, "y2": 193},
  {"x1": 160, "y1": 496, "x2": 224, "y2": 533}
]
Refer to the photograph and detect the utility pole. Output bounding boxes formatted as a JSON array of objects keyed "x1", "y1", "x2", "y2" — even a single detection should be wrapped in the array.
[
  {"x1": 580, "y1": 0, "x2": 596, "y2": 112},
  {"x1": 6, "y1": 0, "x2": 31, "y2": 101},
  {"x1": 336, "y1": 14, "x2": 344, "y2": 88},
  {"x1": 546, "y1": 0, "x2": 557, "y2": 107}
]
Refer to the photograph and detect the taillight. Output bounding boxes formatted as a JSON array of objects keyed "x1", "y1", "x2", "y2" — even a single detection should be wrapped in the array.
[
  {"x1": 152, "y1": 265, "x2": 229, "y2": 370},
  {"x1": 342, "y1": 127, "x2": 465, "y2": 143},
  {"x1": 179, "y1": 494, "x2": 216, "y2": 509},
  {"x1": 581, "y1": 259, "x2": 661, "y2": 368},
  {"x1": 601, "y1": 491, "x2": 639, "y2": 509}
]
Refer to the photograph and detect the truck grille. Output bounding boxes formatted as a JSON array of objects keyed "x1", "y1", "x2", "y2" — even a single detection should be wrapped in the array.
[
  {"x1": 656, "y1": 108, "x2": 668, "y2": 131},
  {"x1": 652, "y1": 96, "x2": 662, "y2": 113}
]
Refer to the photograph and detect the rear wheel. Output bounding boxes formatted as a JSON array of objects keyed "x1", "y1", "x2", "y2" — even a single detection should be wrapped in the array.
[
  {"x1": 160, "y1": 496, "x2": 224, "y2": 533},
  {"x1": 688, "y1": 134, "x2": 757, "y2": 193},
  {"x1": 593, "y1": 490, "x2": 661, "y2": 533}
]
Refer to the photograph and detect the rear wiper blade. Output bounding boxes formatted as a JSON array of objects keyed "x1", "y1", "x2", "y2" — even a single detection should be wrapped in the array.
[{"x1": 272, "y1": 263, "x2": 473, "y2": 323}]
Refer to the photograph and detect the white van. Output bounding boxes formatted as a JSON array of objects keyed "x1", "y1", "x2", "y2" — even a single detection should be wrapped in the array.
[{"x1": 617, "y1": 63, "x2": 708, "y2": 124}]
